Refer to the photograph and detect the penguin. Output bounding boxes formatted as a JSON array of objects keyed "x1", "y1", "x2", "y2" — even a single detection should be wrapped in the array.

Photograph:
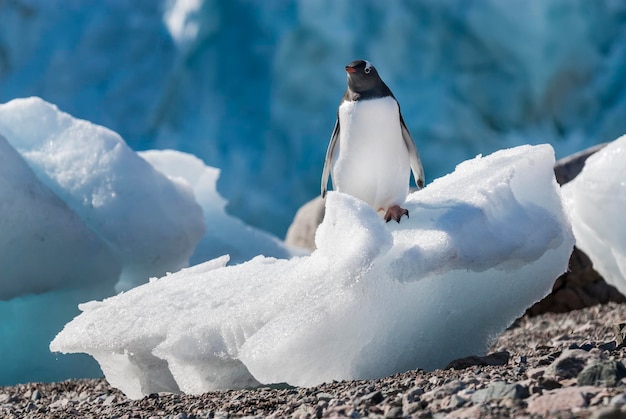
[{"x1": 321, "y1": 59, "x2": 425, "y2": 223}]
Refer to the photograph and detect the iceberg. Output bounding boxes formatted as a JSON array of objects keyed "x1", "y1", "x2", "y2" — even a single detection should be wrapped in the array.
[
  {"x1": 0, "y1": 134, "x2": 119, "y2": 300},
  {"x1": 0, "y1": 97, "x2": 205, "y2": 291},
  {"x1": 51, "y1": 144, "x2": 575, "y2": 399},
  {"x1": 562, "y1": 135, "x2": 626, "y2": 295}
]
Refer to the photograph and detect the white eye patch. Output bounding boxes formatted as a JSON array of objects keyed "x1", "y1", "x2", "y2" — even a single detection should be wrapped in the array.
[{"x1": 364, "y1": 61, "x2": 372, "y2": 74}]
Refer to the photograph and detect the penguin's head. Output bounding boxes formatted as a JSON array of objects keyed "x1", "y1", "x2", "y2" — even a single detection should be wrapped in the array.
[{"x1": 345, "y1": 60, "x2": 381, "y2": 93}]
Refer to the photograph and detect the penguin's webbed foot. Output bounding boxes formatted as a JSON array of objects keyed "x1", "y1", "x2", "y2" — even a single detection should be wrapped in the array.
[{"x1": 384, "y1": 205, "x2": 409, "y2": 223}]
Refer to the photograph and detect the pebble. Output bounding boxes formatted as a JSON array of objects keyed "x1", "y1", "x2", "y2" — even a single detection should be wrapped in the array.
[
  {"x1": 1, "y1": 302, "x2": 626, "y2": 418},
  {"x1": 527, "y1": 385, "x2": 600, "y2": 415},
  {"x1": 611, "y1": 394, "x2": 626, "y2": 406},
  {"x1": 544, "y1": 348, "x2": 598, "y2": 379},
  {"x1": 470, "y1": 381, "x2": 529, "y2": 404},
  {"x1": 578, "y1": 360, "x2": 626, "y2": 387}
]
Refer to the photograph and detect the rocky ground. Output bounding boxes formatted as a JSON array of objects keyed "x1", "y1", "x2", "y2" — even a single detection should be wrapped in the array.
[{"x1": 3, "y1": 302, "x2": 626, "y2": 418}]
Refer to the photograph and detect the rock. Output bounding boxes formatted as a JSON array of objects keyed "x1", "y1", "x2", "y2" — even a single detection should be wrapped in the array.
[
  {"x1": 284, "y1": 196, "x2": 324, "y2": 250},
  {"x1": 315, "y1": 392, "x2": 334, "y2": 401},
  {"x1": 614, "y1": 323, "x2": 626, "y2": 347},
  {"x1": 470, "y1": 381, "x2": 529, "y2": 404},
  {"x1": 445, "y1": 351, "x2": 510, "y2": 370},
  {"x1": 30, "y1": 389, "x2": 41, "y2": 401},
  {"x1": 612, "y1": 394, "x2": 626, "y2": 406},
  {"x1": 553, "y1": 143, "x2": 607, "y2": 185},
  {"x1": 447, "y1": 394, "x2": 468, "y2": 409},
  {"x1": 539, "y1": 378, "x2": 563, "y2": 390},
  {"x1": 526, "y1": 386, "x2": 600, "y2": 415},
  {"x1": 421, "y1": 380, "x2": 465, "y2": 405},
  {"x1": 577, "y1": 361, "x2": 626, "y2": 387},
  {"x1": 590, "y1": 406, "x2": 626, "y2": 419},
  {"x1": 527, "y1": 247, "x2": 626, "y2": 316},
  {"x1": 384, "y1": 405, "x2": 403, "y2": 418},
  {"x1": 445, "y1": 404, "x2": 485, "y2": 419},
  {"x1": 358, "y1": 390, "x2": 384, "y2": 405},
  {"x1": 401, "y1": 386, "x2": 424, "y2": 405},
  {"x1": 544, "y1": 349, "x2": 598, "y2": 379}
]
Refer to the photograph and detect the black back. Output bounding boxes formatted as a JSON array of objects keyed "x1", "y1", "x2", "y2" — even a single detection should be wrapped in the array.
[{"x1": 343, "y1": 60, "x2": 394, "y2": 101}]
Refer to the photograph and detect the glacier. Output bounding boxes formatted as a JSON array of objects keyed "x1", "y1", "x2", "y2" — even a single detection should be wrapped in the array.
[
  {"x1": 51, "y1": 144, "x2": 575, "y2": 399},
  {"x1": 1, "y1": 0, "x2": 625, "y2": 236}
]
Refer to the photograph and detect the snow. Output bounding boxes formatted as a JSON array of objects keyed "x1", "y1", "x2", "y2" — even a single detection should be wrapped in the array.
[
  {"x1": 0, "y1": 97, "x2": 297, "y2": 385},
  {"x1": 562, "y1": 135, "x2": 626, "y2": 295},
  {"x1": 2, "y1": 1, "x2": 626, "y2": 236},
  {"x1": 51, "y1": 144, "x2": 575, "y2": 399}
]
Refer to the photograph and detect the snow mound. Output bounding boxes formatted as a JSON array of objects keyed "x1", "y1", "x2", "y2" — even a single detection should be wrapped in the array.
[
  {"x1": 51, "y1": 144, "x2": 574, "y2": 399},
  {"x1": 562, "y1": 135, "x2": 626, "y2": 294}
]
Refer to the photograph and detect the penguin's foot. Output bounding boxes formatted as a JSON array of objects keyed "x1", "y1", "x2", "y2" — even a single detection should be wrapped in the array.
[{"x1": 384, "y1": 205, "x2": 409, "y2": 223}]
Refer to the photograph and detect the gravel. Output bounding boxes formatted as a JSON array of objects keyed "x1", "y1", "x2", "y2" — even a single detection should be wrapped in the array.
[{"x1": 3, "y1": 302, "x2": 626, "y2": 418}]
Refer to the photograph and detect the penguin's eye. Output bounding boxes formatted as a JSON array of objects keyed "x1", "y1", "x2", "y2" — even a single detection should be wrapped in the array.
[{"x1": 364, "y1": 67, "x2": 371, "y2": 74}]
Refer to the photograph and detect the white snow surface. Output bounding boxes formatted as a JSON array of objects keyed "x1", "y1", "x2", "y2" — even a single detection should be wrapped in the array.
[
  {"x1": 51, "y1": 144, "x2": 575, "y2": 399},
  {"x1": 562, "y1": 135, "x2": 626, "y2": 295}
]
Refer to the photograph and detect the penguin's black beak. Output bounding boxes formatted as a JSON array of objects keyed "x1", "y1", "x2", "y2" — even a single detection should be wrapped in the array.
[{"x1": 345, "y1": 66, "x2": 356, "y2": 74}]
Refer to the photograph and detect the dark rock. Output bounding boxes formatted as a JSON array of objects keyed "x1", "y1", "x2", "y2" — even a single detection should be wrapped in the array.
[
  {"x1": 570, "y1": 342, "x2": 595, "y2": 351},
  {"x1": 553, "y1": 142, "x2": 607, "y2": 186},
  {"x1": 445, "y1": 351, "x2": 510, "y2": 370},
  {"x1": 359, "y1": 390, "x2": 384, "y2": 405},
  {"x1": 599, "y1": 341, "x2": 618, "y2": 352},
  {"x1": 527, "y1": 247, "x2": 626, "y2": 316},
  {"x1": 577, "y1": 360, "x2": 626, "y2": 387},
  {"x1": 539, "y1": 378, "x2": 563, "y2": 390},
  {"x1": 470, "y1": 382, "x2": 529, "y2": 404},
  {"x1": 545, "y1": 349, "x2": 595, "y2": 379}
]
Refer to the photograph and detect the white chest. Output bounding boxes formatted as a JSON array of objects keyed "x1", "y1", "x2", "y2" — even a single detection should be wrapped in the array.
[
  {"x1": 332, "y1": 97, "x2": 410, "y2": 209},
  {"x1": 337, "y1": 97, "x2": 401, "y2": 146}
]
